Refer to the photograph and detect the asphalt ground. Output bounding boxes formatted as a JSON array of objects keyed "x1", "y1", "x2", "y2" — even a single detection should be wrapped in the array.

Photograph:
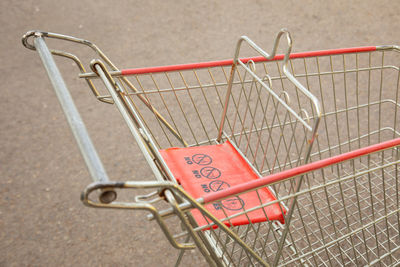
[{"x1": 1, "y1": 1, "x2": 399, "y2": 266}]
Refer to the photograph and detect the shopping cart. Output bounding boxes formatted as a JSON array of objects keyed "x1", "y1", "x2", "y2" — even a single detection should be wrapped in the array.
[{"x1": 22, "y1": 29, "x2": 400, "y2": 266}]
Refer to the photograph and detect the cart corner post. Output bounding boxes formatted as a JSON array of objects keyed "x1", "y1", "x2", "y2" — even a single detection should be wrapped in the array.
[{"x1": 27, "y1": 32, "x2": 116, "y2": 204}]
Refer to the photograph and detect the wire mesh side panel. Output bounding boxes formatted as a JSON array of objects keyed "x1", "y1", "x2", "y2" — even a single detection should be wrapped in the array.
[
  {"x1": 115, "y1": 48, "x2": 399, "y2": 266},
  {"x1": 119, "y1": 66, "x2": 233, "y2": 149},
  {"x1": 297, "y1": 49, "x2": 400, "y2": 163},
  {"x1": 183, "y1": 145, "x2": 400, "y2": 266},
  {"x1": 120, "y1": 59, "x2": 319, "y2": 175},
  {"x1": 261, "y1": 48, "x2": 399, "y2": 266},
  {"x1": 275, "y1": 146, "x2": 400, "y2": 266},
  {"x1": 117, "y1": 48, "x2": 399, "y2": 169}
]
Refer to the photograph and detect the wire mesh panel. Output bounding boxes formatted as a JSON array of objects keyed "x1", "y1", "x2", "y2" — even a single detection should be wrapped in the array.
[
  {"x1": 114, "y1": 46, "x2": 400, "y2": 266},
  {"x1": 181, "y1": 142, "x2": 400, "y2": 266},
  {"x1": 300, "y1": 49, "x2": 400, "y2": 162},
  {"x1": 121, "y1": 65, "x2": 232, "y2": 148}
]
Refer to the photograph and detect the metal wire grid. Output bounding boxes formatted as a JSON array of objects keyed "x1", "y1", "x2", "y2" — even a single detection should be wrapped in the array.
[
  {"x1": 109, "y1": 48, "x2": 400, "y2": 266},
  {"x1": 117, "y1": 48, "x2": 398, "y2": 166},
  {"x1": 116, "y1": 55, "x2": 317, "y2": 178},
  {"x1": 168, "y1": 144, "x2": 400, "y2": 266},
  {"x1": 303, "y1": 50, "x2": 400, "y2": 162},
  {"x1": 276, "y1": 149, "x2": 400, "y2": 266}
]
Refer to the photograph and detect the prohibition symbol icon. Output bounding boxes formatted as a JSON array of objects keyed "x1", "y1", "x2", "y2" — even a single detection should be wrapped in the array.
[
  {"x1": 221, "y1": 197, "x2": 245, "y2": 211},
  {"x1": 209, "y1": 180, "x2": 230, "y2": 192},
  {"x1": 192, "y1": 154, "x2": 212, "y2": 165},
  {"x1": 200, "y1": 166, "x2": 221, "y2": 179}
]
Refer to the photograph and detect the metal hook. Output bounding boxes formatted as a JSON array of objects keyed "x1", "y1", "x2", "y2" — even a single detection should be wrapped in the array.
[
  {"x1": 299, "y1": 108, "x2": 311, "y2": 124},
  {"x1": 246, "y1": 60, "x2": 256, "y2": 72},
  {"x1": 263, "y1": 74, "x2": 273, "y2": 88},
  {"x1": 280, "y1": 91, "x2": 291, "y2": 105}
]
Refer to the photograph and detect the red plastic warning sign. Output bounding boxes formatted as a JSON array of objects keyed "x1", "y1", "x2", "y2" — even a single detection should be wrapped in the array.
[{"x1": 159, "y1": 141, "x2": 285, "y2": 228}]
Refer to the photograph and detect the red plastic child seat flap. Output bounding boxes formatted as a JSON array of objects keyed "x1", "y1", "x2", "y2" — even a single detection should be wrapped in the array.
[{"x1": 159, "y1": 141, "x2": 285, "y2": 228}]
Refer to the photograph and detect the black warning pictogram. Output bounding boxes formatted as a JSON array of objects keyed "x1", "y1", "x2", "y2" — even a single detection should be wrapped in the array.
[
  {"x1": 200, "y1": 166, "x2": 221, "y2": 179},
  {"x1": 192, "y1": 154, "x2": 212, "y2": 165},
  {"x1": 221, "y1": 197, "x2": 245, "y2": 211},
  {"x1": 209, "y1": 180, "x2": 230, "y2": 192}
]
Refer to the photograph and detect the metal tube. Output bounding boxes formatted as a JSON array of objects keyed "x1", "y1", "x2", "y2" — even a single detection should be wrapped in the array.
[
  {"x1": 92, "y1": 62, "x2": 167, "y2": 182},
  {"x1": 34, "y1": 36, "x2": 116, "y2": 203}
]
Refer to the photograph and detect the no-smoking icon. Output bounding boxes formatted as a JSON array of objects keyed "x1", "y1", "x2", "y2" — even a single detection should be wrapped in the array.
[
  {"x1": 209, "y1": 180, "x2": 230, "y2": 192},
  {"x1": 192, "y1": 154, "x2": 212, "y2": 165},
  {"x1": 221, "y1": 197, "x2": 245, "y2": 211},
  {"x1": 200, "y1": 166, "x2": 221, "y2": 179}
]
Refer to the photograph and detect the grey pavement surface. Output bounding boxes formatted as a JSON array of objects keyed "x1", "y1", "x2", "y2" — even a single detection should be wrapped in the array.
[{"x1": 1, "y1": 0, "x2": 399, "y2": 266}]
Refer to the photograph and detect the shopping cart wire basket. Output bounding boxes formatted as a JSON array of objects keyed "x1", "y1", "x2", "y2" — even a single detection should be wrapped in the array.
[{"x1": 23, "y1": 29, "x2": 400, "y2": 266}]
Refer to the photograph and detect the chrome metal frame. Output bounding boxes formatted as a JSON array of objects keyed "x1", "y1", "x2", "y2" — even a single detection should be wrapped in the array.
[{"x1": 23, "y1": 29, "x2": 400, "y2": 266}]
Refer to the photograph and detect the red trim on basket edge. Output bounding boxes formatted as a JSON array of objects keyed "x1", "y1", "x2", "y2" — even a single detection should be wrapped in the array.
[
  {"x1": 202, "y1": 137, "x2": 400, "y2": 204},
  {"x1": 121, "y1": 46, "x2": 377, "y2": 75}
]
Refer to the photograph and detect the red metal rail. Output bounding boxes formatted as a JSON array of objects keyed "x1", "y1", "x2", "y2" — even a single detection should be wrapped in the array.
[
  {"x1": 121, "y1": 46, "x2": 377, "y2": 75},
  {"x1": 203, "y1": 137, "x2": 400, "y2": 203}
]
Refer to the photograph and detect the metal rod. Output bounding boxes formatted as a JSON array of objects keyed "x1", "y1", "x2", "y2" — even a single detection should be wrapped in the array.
[
  {"x1": 33, "y1": 36, "x2": 116, "y2": 203},
  {"x1": 92, "y1": 61, "x2": 168, "y2": 182}
]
